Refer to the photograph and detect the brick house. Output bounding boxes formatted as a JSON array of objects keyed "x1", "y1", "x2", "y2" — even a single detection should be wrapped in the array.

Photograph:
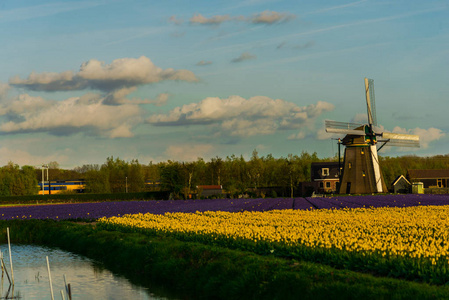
[{"x1": 311, "y1": 162, "x2": 341, "y2": 194}]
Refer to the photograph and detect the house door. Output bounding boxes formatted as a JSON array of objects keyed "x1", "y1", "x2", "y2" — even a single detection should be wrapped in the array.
[{"x1": 346, "y1": 182, "x2": 351, "y2": 194}]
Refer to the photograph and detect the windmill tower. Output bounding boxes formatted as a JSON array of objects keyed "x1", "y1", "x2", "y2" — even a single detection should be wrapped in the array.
[{"x1": 325, "y1": 78, "x2": 420, "y2": 194}]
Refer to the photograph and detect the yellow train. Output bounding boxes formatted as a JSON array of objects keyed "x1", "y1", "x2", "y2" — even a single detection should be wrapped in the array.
[{"x1": 38, "y1": 180, "x2": 86, "y2": 195}]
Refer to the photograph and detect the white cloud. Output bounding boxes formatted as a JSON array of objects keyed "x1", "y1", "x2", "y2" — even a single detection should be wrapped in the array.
[
  {"x1": 104, "y1": 87, "x2": 169, "y2": 106},
  {"x1": 190, "y1": 13, "x2": 231, "y2": 25},
  {"x1": 222, "y1": 118, "x2": 277, "y2": 136},
  {"x1": 250, "y1": 11, "x2": 296, "y2": 24},
  {"x1": 0, "y1": 94, "x2": 142, "y2": 138},
  {"x1": 148, "y1": 95, "x2": 334, "y2": 138},
  {"x1": 0, "y1": 94, "x2": 51, "y2": 115},
  {"x1": 10, "y1": 56, "x2": 198, "y2": 93},
  {"x1": 5, "y1": 56, "x2": 193, "y2": 138}
]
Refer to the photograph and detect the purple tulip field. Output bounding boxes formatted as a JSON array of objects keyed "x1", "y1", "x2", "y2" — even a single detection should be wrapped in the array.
[{"x1": 1, "y1": 194, "x2": 449, "y2": 221}]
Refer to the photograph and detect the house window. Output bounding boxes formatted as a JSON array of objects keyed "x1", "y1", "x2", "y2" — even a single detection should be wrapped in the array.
[
  {"x1": 325, "y1": 182, "x2": 331, "y2": 188},
  {"x1": 437, "y1": 179, "x2": 443, "y2": 188},
  {"x1": 362, "y1": 171, "x2": 366, "y2": 177},
  {"x1": 348, "y1": 163, "x2": 352, "y2": 169},
  {"x1": 320, "y1": 182, "x2": 324, "y2": 188},
  {"x1": 361, "y1": 149, "x2": 364, "y2": 155},
  {"x1": 322, "y1": 168, "x2": 330, "y2": 176}
]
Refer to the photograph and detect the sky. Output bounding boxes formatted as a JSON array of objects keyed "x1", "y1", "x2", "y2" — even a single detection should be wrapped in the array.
[{"x1": 0, "y1": 0, "x2": 448, "y2": 169}]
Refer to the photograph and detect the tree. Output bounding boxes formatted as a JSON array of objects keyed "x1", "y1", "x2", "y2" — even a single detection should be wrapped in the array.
[
  {"x1": 21, "y1": 165, "x2": 39, "y2": 195},
  {"x1": 207, "y1": 157, "x2": 224, "y2": 185},
  {"x1": 0, "y1": 162, "x2": 38, "y2": 196},
  {"x1": 102, "y1": 156, "x2": 128, "y2": 193},
  {"x1": 127, "y1": 159, "x2": 145, "y2": 192},
  {"x1": 159, "y1": 161, "x2": 185, "y2": 198},
  {"x1": 84, "y1": 169, "x2": 110, "y2": 193},
  {"x1": 247, "y1": 149, "x2": 264, "y2": 192}
]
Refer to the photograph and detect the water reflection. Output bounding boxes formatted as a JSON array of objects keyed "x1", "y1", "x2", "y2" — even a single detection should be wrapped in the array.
[{"x1": 0, "y1": 244, "x2": 169, "y2": 300}]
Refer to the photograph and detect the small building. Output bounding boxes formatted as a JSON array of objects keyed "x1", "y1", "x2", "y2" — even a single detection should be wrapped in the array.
[
  {"x1": 311, "y1": 162, "x2": 341, "y2": 194},
  {"x1": 391, "y1": 175, "x2": 411, "y2": 193},
  {"x1": 407, "y1": 169, "x2": 449, "y2": 188},
  {"x1": 196, "y1": 185, "x2": 223, "y2": 198},
  {"x1": 412, "y1": 182, "x2": 424, "y2": 194}
]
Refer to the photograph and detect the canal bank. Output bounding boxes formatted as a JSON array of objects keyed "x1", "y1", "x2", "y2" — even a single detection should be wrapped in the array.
[{"x1": 1, "y1": 220, "x2": 449, "y2": 300}]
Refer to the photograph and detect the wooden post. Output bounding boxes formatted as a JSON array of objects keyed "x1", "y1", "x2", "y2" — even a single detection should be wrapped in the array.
[
  {"x1": 64, "y1": 274, "x2": 72, "y2": 300},
  {"x1": 46, "y1": 256, "x2": 54, "y2": 300},
  {"x1": 7, "y1": 227, "x2": 14, "y2": 285},
  {"x1": 0, "y1": 256, "x2": 11, "y2": 285},
  {"x1": 68, "y1": 283, "x2": 72, "y2": 300}
]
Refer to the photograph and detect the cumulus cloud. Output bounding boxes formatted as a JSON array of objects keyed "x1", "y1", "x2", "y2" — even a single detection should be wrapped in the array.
[
  {"x1": 231, "y1": 52, "x2": 256, "y2": 63},
  {"x1": 10, "y1": 56, "x2": 198, "y2": 93},
  {"x1": 250, "y1": 10, "x2": 296, "y2": 24},
  {"x1": 0, "y1": 93, "x2": 142, "y2": 138},
  {"x1": 3, "y1": 56, "x2": 199, "y2": 139},
  {"x1": 147, "y1": 95, "x2": 334, "y2": 138},
  {"x1": 392, "y1": 126, "x2": 445, "y2": 149},
  {"x1": 103, "y1": 87, "x2": 169, "y2": 106}
]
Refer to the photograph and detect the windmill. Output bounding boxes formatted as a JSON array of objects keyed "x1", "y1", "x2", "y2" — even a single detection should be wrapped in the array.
[{"x1": 325, "y1": 78, "x2": 420, "y2": 194}]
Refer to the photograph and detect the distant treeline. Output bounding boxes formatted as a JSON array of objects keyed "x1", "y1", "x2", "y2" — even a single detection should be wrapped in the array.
[{"x1": 1, "y1": 151, "x2": 449, "y2": 197}]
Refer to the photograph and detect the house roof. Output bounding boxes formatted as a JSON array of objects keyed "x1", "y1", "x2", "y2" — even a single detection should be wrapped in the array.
[
  {"x1": 311, "y1": 162, "x2": 340, "y2": 181},
  {"x1": 311, "y1": 162, "x2": 340, "y2": 167},
  {"x1": 392, "y1": 175, "x2": 411, "y2": 186},
  {"x1": 408, "y1": 169, "x2": 449, "y2": 179},
  {"x1": 197, "y1": 185, "x2": 222, "y2": 190}
]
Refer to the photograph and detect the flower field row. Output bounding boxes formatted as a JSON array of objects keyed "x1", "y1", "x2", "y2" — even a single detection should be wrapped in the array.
[
  {"x1": 1, "y1": 194, "x2": 449, "y2": 220},
  {"x1": 97, "y1": 205, "x2": 449, "y2": 284}
]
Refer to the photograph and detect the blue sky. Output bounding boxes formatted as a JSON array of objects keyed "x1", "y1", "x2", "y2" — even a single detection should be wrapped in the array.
[{"x1": 0, "y1": 0, "x2": 447, "y2": 168}]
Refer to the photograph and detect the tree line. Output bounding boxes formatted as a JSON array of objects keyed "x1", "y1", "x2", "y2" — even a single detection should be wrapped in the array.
[{"x1": 1, "y1": 152, "x2": 448, "y2": 197}]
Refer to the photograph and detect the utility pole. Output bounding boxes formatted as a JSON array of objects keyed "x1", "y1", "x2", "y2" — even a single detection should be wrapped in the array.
[{"x1": 41, "y1": 164, "x2": 49, "y2": 195}]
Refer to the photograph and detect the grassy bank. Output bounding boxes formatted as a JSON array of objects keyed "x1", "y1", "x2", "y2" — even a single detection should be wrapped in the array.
[{"x1": 1, "y1": 220, "x2": 449, "y2": 299}]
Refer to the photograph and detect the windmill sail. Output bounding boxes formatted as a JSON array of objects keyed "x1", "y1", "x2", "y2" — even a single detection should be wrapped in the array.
[
  {"x1": 378, "y1": 132, "x2": 420, "y2": 147},
  {"x1": 325, "y1": 120, "x2": 365, "y2": 135},
  {"x1": 365, "y1": 78, "x2": 377, "y2": 127}
]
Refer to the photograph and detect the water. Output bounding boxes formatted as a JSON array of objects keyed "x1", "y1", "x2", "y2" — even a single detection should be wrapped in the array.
[{"x1": 0, "y1": 244, "x2": 172, "y2": 300}]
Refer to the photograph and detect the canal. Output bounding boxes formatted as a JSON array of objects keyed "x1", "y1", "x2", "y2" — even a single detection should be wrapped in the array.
[{"x1": 0, "y1": 244, "x2": 175, "y2": 300}]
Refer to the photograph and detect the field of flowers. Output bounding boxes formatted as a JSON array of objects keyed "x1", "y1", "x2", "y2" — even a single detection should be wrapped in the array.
[
  {"x1": 96, "y1": 198, "x2": 449, "y2": 284},
  {"x1": 2, "y1": 194, "x2": 449, "y2": 220}
]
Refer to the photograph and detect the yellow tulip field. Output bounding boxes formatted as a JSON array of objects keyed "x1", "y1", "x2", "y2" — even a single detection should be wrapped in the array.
[{"x1": 97, "y1": 205, "x2": 449, "y2": 283}]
